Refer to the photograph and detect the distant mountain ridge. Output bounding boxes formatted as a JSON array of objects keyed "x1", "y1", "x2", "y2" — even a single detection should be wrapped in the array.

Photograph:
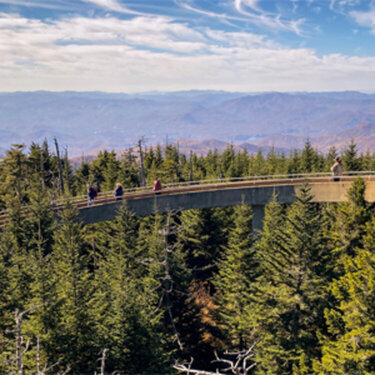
[
  {"x1": 1, "y1": 90, "x2": 375, "y2": 156},
  {"x1": 254, "y1": 122, "x2": 375, "y2": 152}
]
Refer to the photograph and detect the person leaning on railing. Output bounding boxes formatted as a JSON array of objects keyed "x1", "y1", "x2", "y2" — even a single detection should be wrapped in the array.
[
  {"x1": 114, "y1": 183, "x2": 123, "y2": 200},
  {"x1": 331, "y1": 157, "x2": 343, "y2": 182},
  {"x1": 87, "y1": 184, "x2": 96, "y2": 205},
  {"x1": 153, "y1": 177, "x2": 162, "y2": 195}
]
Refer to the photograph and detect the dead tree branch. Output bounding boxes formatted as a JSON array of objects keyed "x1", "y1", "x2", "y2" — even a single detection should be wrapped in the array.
[
  {"x1": 94, "y1": 348, "x2": 109, "y2": 375},
  {"x1": 174, "y1": 343, "x2": 258, "y2": 375}
]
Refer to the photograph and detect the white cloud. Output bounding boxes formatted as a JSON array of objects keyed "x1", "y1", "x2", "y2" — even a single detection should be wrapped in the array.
[
  {"x1": 233, "y1": 0, "x2": 305, "y2": 35},
  {"x1": 350, "y1": 9, "x2": 375, "y2": 33},
  {"x1": 81, "y1": 0, "x2": 144, "y2": 15},
  {"x1": 1, "y1": 13, "x2": 375, "y2": 92},
  {"x1": 330, "y1": 0, "x2": 361, "y2": 12},
  {"x1": 176, "y1": 0, "x2": 305, "y2": 35},
  {"x1": 235, "y1": 0, "x2": 261, "y2": 12}
]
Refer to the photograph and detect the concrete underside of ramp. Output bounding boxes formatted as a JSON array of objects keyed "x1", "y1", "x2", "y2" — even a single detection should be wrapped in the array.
[
  {"x1": 78, "y1": 184, "x2": 296, "y2": 231},
  {"x1": 77, "y1": 179, "x2": 375, "y2": 231}
]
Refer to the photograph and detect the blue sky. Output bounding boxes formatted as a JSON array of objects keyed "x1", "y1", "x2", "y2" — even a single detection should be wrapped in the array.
[{"x1": 1, "y1": 0, "x2": 375, "y2": 92}]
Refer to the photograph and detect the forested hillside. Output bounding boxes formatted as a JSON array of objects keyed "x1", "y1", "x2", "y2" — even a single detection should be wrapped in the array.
[
  {"x1": 2, "y1": 91, "x2": 375, "y2": 155},
  {"x1": 1, "y1": 140, "x2": 375, "y2": 374}
]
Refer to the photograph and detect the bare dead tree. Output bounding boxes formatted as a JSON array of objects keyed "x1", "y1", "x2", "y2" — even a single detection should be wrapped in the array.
[
  {"x1": 54, "y1": 137, "x2": 65, "y2": 195},
  {"x1": 64, "y1": 146, "x2": 71, "y2": 194},
  {"x1": 36, "y1": 336, "x2": 66, "y2": 375},
  {"x1": 55, "y1": 366, "x2": 71, "y2": 375},
  {"x1": 4, "y1": 305, "x2": 70, "y2": 375},
  {"x1": 5, "y1": 306, "x2": 43, "y2": 375},
  {"x1": 156, "y1": 212, "x2": 185, "y2": 350},
  {"x1": 94, "y1": 348, "x2": 109, "y2": 375},
  {"x1": 138, "y1": 138, "x2": 146, "y2": 187},
  {"x1": 173, "y1": 342, "x2": 258, "y2": 375}
]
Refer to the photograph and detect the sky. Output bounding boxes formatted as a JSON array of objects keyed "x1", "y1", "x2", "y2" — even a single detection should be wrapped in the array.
[{"x1": 1, "y1": 0, "x2": 375, "y2": 92}]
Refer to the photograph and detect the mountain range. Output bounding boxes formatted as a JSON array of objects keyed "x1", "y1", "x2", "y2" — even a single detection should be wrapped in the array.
[{"x1": 1, "y1": 90, "x2": 375, "y2": 156}]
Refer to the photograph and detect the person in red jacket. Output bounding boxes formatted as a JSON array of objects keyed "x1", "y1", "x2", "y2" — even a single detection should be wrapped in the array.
[{"x1": 153, "y1": 177, "x2": 162, "y2": 195}]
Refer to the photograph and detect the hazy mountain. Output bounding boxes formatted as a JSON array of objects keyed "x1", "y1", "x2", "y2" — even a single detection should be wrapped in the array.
[
  {"x1": 172, "y1": 139, "x2": 287, "y2": 156},
  {"x1": 1, "y1": 90, "x2": 375, "y2": 155},
  {"x1": 254, "y1": 122, "x2": 375, "y2": 152}
]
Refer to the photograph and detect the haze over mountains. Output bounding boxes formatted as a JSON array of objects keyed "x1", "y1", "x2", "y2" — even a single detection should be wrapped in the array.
[{"x1": 1, "y1": 90, "x2": 375, "y2": 156}]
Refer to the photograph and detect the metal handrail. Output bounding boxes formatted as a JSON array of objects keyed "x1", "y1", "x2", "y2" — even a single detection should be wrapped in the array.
[
  {"x1": 1, "y1": 171, "x2": 375, "y2": 218},
  {"x1": 48, "y1": 170, "x2": 375, "y2": 205}
]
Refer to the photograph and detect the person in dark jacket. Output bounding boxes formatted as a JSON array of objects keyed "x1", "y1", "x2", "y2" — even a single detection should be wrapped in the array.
[
  {"x1": 331, "y1": 157, "x2": 343, "y2": 182},
  {"x1": 153, "y1": 177, "x2": 162, "y2": 195},
  {"x1": 87, "y1": 184, "x2": 96, "y2": 205},
  {"x1": 114, "y1": 182, "x2": 123, "y2": 200}
]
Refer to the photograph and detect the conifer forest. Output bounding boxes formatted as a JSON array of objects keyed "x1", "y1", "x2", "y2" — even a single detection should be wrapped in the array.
[{"x1": 1, "y1": 139, "x2": 375, "y2": 374}]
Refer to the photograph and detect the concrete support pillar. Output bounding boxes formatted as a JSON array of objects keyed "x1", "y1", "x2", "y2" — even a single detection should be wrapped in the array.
[{"x1": 252, "y1": 205, "x2": 265, "y2": 233}]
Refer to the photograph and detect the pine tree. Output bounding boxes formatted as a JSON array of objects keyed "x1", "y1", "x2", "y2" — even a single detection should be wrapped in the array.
[
  {"x1": 74, "y1": 159, "x2": 91, "y2": 195},
  {"x1": 92, "y1": 208, "x2": 173, "y2": 373},
  {"x1": 317, "y1": 217, "x2": 375, "y2": 374},
  {"x1": 50, "y1": 204, "x2": 97, "y2": 373},
  {"x1": 325, "y1": 146, "x2": 339, "y2": 172},
  {"x1": 266, "y1": 147, "x2": 282, "y2": 175},
  {"x1": 172, "y1": 208, "x2": 229, "y2": 367},
  {"x1": 0, "y1": 144, "x2": 30, "y2": 205},
  {"x1": 119, "y1": 148, "x2": 140, "y2": 188},
  {"x1": 342, "y1": 139, "x2": 361, "y2": 171},
  {"x1": 203, "y1": 149, "x2": 220, "y2": 179},
  {"x1": 102, "y1": 151, "x2": 120, "y2": 191},
  {"x1": 300, "y1": 139, "x2": 318, "y2": 173},
  {"x1": 221, "y1": 145, "x2": 236, "y2": 178},
  {"x1": 214, "y1": 204, "x2": 257, "y2": 350},
  {"x1": 287, "y1": 149, "x2": 301, "y2": 174},
  {"x1": 254, "y1": 184, "x2": 330, "y2": 374},
  {"x1": 249, "y1": 150, "x2": 267, "y2": 176},
  {"x1": 178, "y1": 208, "x2": 226, "y2": 282},
  {"x1": 330, "y1": 177, "x2": 370, "y2": 268},
  {"x1": 22, "y1": 185, "x2": 60, "y2": 368}
]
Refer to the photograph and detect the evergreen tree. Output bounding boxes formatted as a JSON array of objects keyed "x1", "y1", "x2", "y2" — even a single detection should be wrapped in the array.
[
  {"x1": 249, "y1": 150, "x2": 267, "y2": 176},
  {"x1": 214, "y1": 204, "x2": 257, "y2": 350},
  {"x1": 342, "y1": 139, "x2": 361, "y2": 171},
  {"x1": 287, "y1": 149, "x2": 301, "y2": 175},
  {"x1": 102, "y1": 151, "x2": 120, "y2": 191},
  {"x1": 254, "y1": 185, "x2": 330, "y2": 374},
  {"x1": 74, "y1": 159, "x2": 91, "y2": 195},
  {"x1": 50, "y1": 204, "x2": 97, "y2": 373},
  {"x1": 221, "y1": 145, "x2": 236, "y2": 178},
  {"x1": 92, "y1": 206, "x2": 172, "y2": 374},
  {"x1": 23, "y1": 185, "x2": 60, "y2": 366},
  {"x1": 317, "y1": 217, "x2": 375, "y2": 374},
  {"x1": 203, "y1": 149, "x2": 220, "y2": 179},
  {"x1": 330, "y1": 177, "x2": 370, "y2": 267},
  {"x1": 325, "y1": 146, "x2": 339, "y2": 172},
  {"x1": 119, "y1": 148, "x2": 140, "y2": 188},
  {"x1": 178, "y1": 208, "x2": 226, "y2": 282},
  {"x1": 300, "y1": 139, "x2": 318, "y2": 173},
  {"x1": 0, "y1": 144, "x2": 30, "y2": 206}
]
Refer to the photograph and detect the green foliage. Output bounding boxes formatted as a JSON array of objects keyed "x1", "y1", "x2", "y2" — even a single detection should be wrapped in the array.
[
  {"x1": 92, "y1": 206, "x2": 172, "y2": 373},
  {"x1": 253, "y1": 184, "x2": 331, "y2": 374},
  {"x1": 2, "y1": 139, "x2": 375, "y2": 373},
  {"x1": 330, "y1": 177, "x2": 370, "y2": 266},
  {"x1": 343, "y1": 139, "x2": 361, "y2": 171},
  {"x1": 214, "y1": 204, "x2": 256, "y2": 350},
  {"x1": 317, "y1": 218, "x2": 375, "y2": 374}
]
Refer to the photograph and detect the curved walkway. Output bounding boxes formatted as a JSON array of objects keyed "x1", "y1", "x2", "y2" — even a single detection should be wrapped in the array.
[{"x1": 1, "y1": 172, "x2": 375, "y2": 230}]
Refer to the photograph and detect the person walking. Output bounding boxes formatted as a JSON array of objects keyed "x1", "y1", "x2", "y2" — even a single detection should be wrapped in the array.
[
  {"x1": 331, "y1": 157, "x2": 343, "y2": 181},
  {"x1": 87, "y1": 184, "x2": 96, "y2": 205},
  {"x1": 114, "y1": 182, "x2": 123, "y2": 200},
  {"x1": 153, "y1": 177, "x2": 162, "y2": 195}
]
